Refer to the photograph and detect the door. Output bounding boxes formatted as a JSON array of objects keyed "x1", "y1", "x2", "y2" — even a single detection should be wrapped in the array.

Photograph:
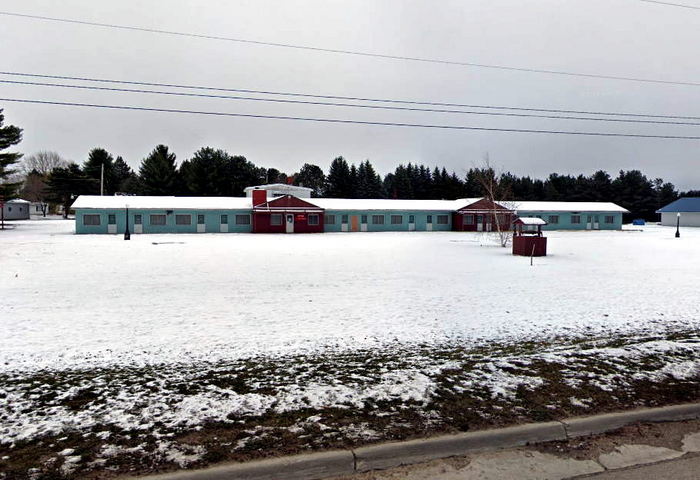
[
  {"x1": 285, "y1": 214, "x2": 294, "y2": 233},
  {"x1": 593, "y1": 215, "x2": 600, "y2": 230},
  {"x1": 476, "y1": 215, "x2": 484, "y2": 232},
  {"x1": 361, "y1": 215, "x2": 368, "y2": 232},
  {"x1": 134, "y1": 214, "x2": 143, "y2": 234},
  {"x1": 341, "y1": 214, "x2": 349, "y2": 232},
  {"x1": 197, "y1": 214, "x2": 205, "y2": 233},
  {"x1": 351, "y1": 215, "x2": 360, "y2": 232},
  {"x1": 426, "y1": 214, "x2": 433, "y2": 231},
  {"x1": 220, "y1": 214, "x2": 228, "y2": 233},
  {"x1": 107, "y1": 214, "x2": 117, "y2": 234},
  {"x1": 408, "y1": 215, "x2": 415, "y2": 231},
  {"x1": 586, "y1": 215, "x2": 592, "y2": 230}
]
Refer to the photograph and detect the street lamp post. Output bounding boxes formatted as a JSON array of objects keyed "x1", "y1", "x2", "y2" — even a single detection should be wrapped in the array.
[
  {"x1": 124, "y1": 204, "x2": 131, "y2": 240},
  {"x1": 675, "y1": 212, "x2": 681, "y2": 238}
]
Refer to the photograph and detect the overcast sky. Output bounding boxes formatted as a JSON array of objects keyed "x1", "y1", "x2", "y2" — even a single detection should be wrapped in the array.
[{"x1": 1, "y1": 0, "x2": 699, "y2": 189}]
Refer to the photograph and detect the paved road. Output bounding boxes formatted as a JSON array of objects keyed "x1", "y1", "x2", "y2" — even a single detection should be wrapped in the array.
[{"x1": 574, "y1": 454, "x2": 700, "y2": 479}]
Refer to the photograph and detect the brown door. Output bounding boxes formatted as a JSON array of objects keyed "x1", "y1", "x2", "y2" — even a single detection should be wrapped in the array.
[{"x1": 351, "y1": 215, "x2": 360, "y2": 232}]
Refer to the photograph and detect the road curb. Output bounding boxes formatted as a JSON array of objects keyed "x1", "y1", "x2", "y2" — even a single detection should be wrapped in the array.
[
  {"x1": 135, "y1": 402, "x2": 700, "y2": 480},
  {"x1": 354, "y1": 421, "x2": 566, "y2": 472}
]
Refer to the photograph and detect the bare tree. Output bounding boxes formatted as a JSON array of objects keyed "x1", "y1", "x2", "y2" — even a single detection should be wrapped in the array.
[
  {"x1": 20, "y1": 151, "x2": 68, "y2": 176},
  {"x1": 473, "y1": 155, "x2": 516, "y2": 248}
]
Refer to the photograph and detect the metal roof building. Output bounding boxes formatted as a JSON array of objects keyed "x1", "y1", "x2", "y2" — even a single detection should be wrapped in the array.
[{"x1": 657, "y1": 197, "x2": 700, "y2": 227}]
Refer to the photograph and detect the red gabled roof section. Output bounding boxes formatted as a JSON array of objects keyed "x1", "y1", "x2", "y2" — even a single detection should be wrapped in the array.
[
  {"x1": 457, "y1": 198, "x2": 512, "y2": 212},
  {"x1": 253, "y1": 195, "x2": 324, "y2": 212}
]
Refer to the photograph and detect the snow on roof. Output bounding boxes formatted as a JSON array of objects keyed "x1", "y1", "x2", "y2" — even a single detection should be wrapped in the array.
[
  {"x1": 514, "y1": 217, "x2": 547, "y2": 225},
  {"x1": 6, "y1": 199, "x2": 30, "y2": 204},
  {"x1": 513, "y1": 201, "x2": 629, "y2": 213},
  {"x1": 657, "y1": 197, "x2": 700, "y2": 213},
  {"x1": 71, "y1": 195, "x2": 252, "y2": 210},
  {"x1": 311, "y1": 197, "x2": 482, "y2": 211},
  {"x1": 244, "y1": 183, "x2": 313, "y2": 192}
]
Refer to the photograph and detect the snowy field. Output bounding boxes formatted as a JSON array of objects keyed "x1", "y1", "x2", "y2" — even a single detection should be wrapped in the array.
[
  {"x1": 1, "y1": 219, "x2": 699, "y2": 476},
  {"x1": 2, "y1": 219, "x2": 699, "y2": 373}
]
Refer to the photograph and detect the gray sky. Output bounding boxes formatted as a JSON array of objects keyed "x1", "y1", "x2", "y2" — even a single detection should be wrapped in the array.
[{"x1": 1, "y1": 0, "x2": 699, "y2": 189}]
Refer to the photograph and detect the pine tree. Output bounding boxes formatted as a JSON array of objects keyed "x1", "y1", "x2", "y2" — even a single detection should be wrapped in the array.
[
  {"x1": 324, "y1": 156, "x2": 352, "y2": 197},
  {"x1": 139, "y1": 145, "x2": 181, "y2": 195},
  {"x1": 46, "y1": 164, "x2": 99, "y2": 218},
  {"x1": 83, "y1": 148, "x2": 116, "y2": 195},
  {"x1": 0, "y1": 109, "x2": 23, "y2": 199}
]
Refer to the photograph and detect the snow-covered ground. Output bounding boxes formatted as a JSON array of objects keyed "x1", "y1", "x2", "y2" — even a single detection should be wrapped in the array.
[
  {"x1": 1, "y1": 219, "x2": 699, "y2": 470},
  {"x1": 2, "y1": 220, "x2": 699, "y2": 373}
]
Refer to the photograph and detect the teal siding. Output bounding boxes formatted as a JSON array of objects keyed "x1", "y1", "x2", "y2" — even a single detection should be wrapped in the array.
[
  {"x1": 75, "y1": 209, "x2": 253, "y2": 234},
  {"x1": 323, "y1": 210, "x2": 452, "y2": 232},
  {"x1": 517, "y1": 211, "x2": 623, "y2": 230}
]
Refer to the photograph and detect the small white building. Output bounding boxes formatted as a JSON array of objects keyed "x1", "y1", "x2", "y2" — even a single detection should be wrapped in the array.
[
  {"x1": 1, "y1": 199, "x2": 31, "y2": 220},
  {"x1": 657, "y1": 198, "x2": 700, "y2": 227},
  {"x1": 244, "y1": 183, "x2": 313, "y2": 199}
]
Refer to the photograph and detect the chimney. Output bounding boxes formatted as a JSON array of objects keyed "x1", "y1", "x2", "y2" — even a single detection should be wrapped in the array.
[{"x1": 252, "y1": 188, "x2": 267, "y2": 206}]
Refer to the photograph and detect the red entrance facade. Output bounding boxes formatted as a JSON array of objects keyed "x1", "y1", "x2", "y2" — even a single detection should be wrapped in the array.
[
  {"x1": 452, "y1": 198, "x2": 514, "y2": 232},
  {"x1": 252, "y1": 191, "x2": 325, "y2": 233}
]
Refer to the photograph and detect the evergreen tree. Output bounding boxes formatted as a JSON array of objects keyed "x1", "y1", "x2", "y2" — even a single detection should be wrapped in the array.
[
  {"x1": 355, "y1": 160, "x2": 384, "y2": 198},
  {"x1": 139, "y1": 145, "x2": 181, "y2": 195},
  {"x1": 83, "y1": 148, "x2": 116, "y2": 195},
  {"x1": 229, "y1": 155, "x2": 267, "y2": 196},
  {"x1": 293, "y1": 163, "x2": 325, "y2": 197},
  {"x1": 113, "y1": 156, "x2": 138, "y2": 193},
  {"x1": 653, "y1": 178, "x2": 678, "y2": 213},
  {"x1": 612, "y1": 170, "x2": 657, "y2": 220},
  {"x1": 180, "y1": 147, "x2": 231, "y2": 196},
  {"x1": 46, "y1": 164, "x2": 99, "y2": 218},
  {"x1": 324, "y1": 156, "x2": 353, "y2": 197},
  {"x1": 0, "y1": 109, "x2": 23, "y2": 199}
]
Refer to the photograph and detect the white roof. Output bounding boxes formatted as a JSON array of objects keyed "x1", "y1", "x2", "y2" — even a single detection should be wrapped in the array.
[
  {"x1": 6, "y1": 199, "x2": 30, "y2": 204},
  {"x1": 516, "y1": 217, "x2": 547, "y2": 225},
  {"x1": 71, "y1": 195, "x2": 252, "y2": 210},
  {"x1": 312, "y1": 198, "x2": 482, "y2": 211},
  {"x1": 244, "y1": 184, "x2": 312, "y2": 192},
  {"x1": 513, "y1": 201, "x2": 628, "y2": 213}
]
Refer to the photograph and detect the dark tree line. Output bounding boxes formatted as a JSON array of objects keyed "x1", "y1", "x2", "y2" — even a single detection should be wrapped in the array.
[{"x1": 31, "y1": 144, "x2": 697, "y2": 221}]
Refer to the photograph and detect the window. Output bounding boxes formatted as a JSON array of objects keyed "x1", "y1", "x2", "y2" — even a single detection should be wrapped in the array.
[
  {"x1": 605, "y1": 215, "x2": 615, "y2": 224},
  {"x1": 361, "y1": 215, "x2": 368, "y2": 224},
  {"x1": 271, "y1": 214, "x2": 283, "y2": 226},
  {"x1": 220, "y1": 214, "x2": 228, "y2": 225},
  {"x1": 308, "y1": 214, "x2": 319, "y2": 225},
  {"x1": 197, "y1": 214, "x2": 205, "y2": 225},
  {"x1": 571, "y1": 215, "x2": 581, "y2": 224},
  {"x1": 342, "y1": 214, "x2": 349, "y2": 224},
  {"x1": 83, "y1": 214, "x2": 100, "y2": 226},
  {"x1": 235, "y1": 214, "x2": 250, "y2": 225},
  {"x1": 372, "y1": 215, "x2": 384, "y2": 225},
  {"x1": 464, "y1": 214, "x2": 474, "y2": 224},
  {"x1": 437, "y1": 215, "x2": 449, "y2": 225},
  {"x1": 324, "y1": 214, "x2": 335, "y2": 225},
  {"x1": 108, "y1": 214, "x2": 116, "y2": 225},
  {"x1": 427, "y1": 215, "x2": 433, "y2": 224},
  {"x1": 134, "y1": 214, "x2": 142, "y2": 225},
  {"x1": 150, "y1": 214, "x2": 166, "y2": 226},
  {"x1": 548, "y1": 215, "x2": 559, "y2": 224},
  {"x1": 408, "y1": 215, "x2": 415, "y2": 223},
  {"x1": 176, "y1": 214, "x2": 191, "y2": 225},
  {"x1": 391, "y1": 215, "x2": 403, "y2": 225}
]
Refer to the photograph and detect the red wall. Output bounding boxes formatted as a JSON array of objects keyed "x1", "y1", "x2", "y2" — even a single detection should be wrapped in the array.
[{"x1": 253, "y1": 212, "x2": 324, "y2": 233}]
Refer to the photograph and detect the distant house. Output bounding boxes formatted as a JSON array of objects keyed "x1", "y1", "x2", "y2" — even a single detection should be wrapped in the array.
[
  {"x1": 657, "y1": 198, "x2": 700, "y2": 227},
  {"x1": 1, "y1": 199, "x2": 31, "y2": 220}
]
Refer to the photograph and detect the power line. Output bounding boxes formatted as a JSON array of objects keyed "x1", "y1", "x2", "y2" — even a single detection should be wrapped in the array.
[
  {"x1": 2, "y1": 96, "x2": 699, "y2": 139},
  {"x1": 636, "y1": 0, "x2": 700, "y2": 10},
  {"x1": 1, "y1": 11, "x2": 699, "y2": 88},
  {"x1": 4, "y1": 78, "x2": 700, "y2": 127},
  {"x1": 2, "y1": 71, "x2": 699, "y2": 121}
]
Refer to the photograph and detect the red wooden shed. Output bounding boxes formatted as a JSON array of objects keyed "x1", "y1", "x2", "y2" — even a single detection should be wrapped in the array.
[{"x1": 512, "y1": 217, "x2": 548, "y2": 256}]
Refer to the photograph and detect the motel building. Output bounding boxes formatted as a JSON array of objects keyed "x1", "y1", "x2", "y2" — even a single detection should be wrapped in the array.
[{"x1": 71, "y1": 184, "x2": 628, "y2": 235}]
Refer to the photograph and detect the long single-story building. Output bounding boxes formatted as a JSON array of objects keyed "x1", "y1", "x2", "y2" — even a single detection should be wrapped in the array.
[
  {"x1": 657, "y1": 197, "x2": 700, "y2": 227},
  {"x1": 71, "y1": 184, "x2": 629, "y2": 235}
]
